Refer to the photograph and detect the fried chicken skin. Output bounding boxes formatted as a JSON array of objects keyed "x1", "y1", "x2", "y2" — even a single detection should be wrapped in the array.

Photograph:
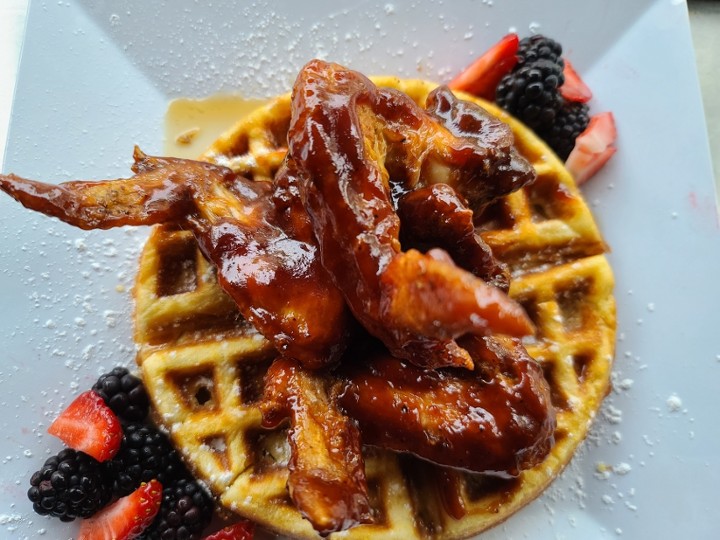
[
  {"x1": 260, "y1": 358, "x2": 373, "y2": 535},
  {"x1": 0, "y1": 149, "x2": 350, "y2": 368},
  {"x1": 397, "y1": 183, "x2": 510, "y2": 292},
  {"x1": 337, "y1": 336, "x2": 555, "y2": 475},
  {"x1": 422, "y1": 84, "x2": 535, "y2": 209},
  {"x1": 286, "y1": 60, "x2": 534, "y2": 370}
]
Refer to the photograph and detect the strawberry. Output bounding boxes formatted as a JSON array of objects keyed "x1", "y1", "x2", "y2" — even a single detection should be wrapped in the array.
[
  {"x1": 565, "y1": 112, "x2": 617, "y2": 184},
  {"x1": 78, "y1": 480, "x2": 163, "y2": 540},
  {"x1": 203, "y1": 521, "x2": 255, "y2": 540},
  {"x1": 47, "y1": 390, "x2": 122, "y2": 462},
  {"x1": 559, "y1": 59, "x2": 593, "y2": 103},
  {"x1": 448, "y1": 33, "x2": 519, "y2": 100}
]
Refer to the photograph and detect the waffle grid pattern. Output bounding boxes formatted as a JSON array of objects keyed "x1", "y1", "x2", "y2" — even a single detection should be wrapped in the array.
[{"x1": 133, "y1": 79, "x2": 615, "y2": 539}]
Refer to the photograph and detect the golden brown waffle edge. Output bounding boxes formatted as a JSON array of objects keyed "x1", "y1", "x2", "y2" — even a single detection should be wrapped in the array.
[{"x1": 133, "y1": 77, "x2": 616, "y2": 539}]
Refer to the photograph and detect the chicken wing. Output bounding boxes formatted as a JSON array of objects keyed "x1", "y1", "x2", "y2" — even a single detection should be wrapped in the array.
[
  {"x1": 260, "y1": 357, "x2": 373, "y2": 535},
  {"x1": 0, "y1": 149, "x2": 350, "y2": 368},
  {"x1": 397, "y1": 183, "x2": 510, "y2": 292},
  {"x1": 337, "y1": 335, "x2": 555, "y2": 475}
]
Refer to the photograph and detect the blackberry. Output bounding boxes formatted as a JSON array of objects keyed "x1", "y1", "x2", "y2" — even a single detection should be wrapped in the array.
[
  {"x1": 92, "y1": 366, "x2": 150, "y2": 422},
  {"x1": 139, "y1": 478, "x2": 214, "y2": 540},
  {"x1": 495, "y1": 59, "x2": 565, "y2": 131},
  {"x1": 516, "y1": 34, "x2": 564, "y2": 69},
  {"x1": 27, "y1": 448, "x2": 112, "y2": 521},
  {"x1": 541, "y1": 101, "x2": 590, "y2": 160},
  {"x1": 109, "y1": 422, "x2": 185, "y2": 496}
]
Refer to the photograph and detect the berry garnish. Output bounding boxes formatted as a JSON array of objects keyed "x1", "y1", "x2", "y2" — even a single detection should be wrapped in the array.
[
  {"x1": 78, "y1": 479, "x2": 162, "y2": 540},
  {"x1": 141, "y1": 477, "x2": 215, "y2": 540},
  {"x1": 541, "y1": 101, "x2": 590, "y2": 160},
  {"x1": 27, "y1": 448, "x2": 113, "y2": 521},
  {"x1": 203, "y1": 521, "x2": 255, "y2": 540},
  {"x1": 484, "y1": 32, "x2": 614, "y2": 167},
  {"x1": 448, "y1": 33, "x2": 519, "y2": 100},
  {"x1": 495, "y1": 59, "x2": 565, "y2": 130},
  {"x1": 516, "y1": 34, "x2": 564, "y2": 68},
  {"x1": 93, "y1": 367, "x2": 150, "y2": 423},
  {"x1": 565, "y1": 111, "x2": 617, "y2": 184},
  {"x1": 48, "y1": 390, "x2": 122, "y2": 462},
  {"x1": 559, "y1": 59, "x2": 593, "y2": 103},
  {"x1": 109, "y1": 422, "x2": 185, "y2": 497}
]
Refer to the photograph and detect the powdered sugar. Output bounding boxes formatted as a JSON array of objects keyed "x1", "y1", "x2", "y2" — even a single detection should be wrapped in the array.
[{"x1": 666, "y1": 393, "x2": 683, "y2": 412}]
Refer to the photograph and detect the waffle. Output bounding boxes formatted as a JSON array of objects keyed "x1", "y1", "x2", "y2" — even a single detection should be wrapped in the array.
[{"x1": 134, "y1": 77, "x2": 615, "y2": 539}]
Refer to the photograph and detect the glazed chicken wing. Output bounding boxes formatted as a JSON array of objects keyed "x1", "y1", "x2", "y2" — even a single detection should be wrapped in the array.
[
  {"x1": 260, "y1": 357, "x2": 373, "y2": 535},
  {"x1": 337, "y1": 335, "x2": 555, "y2": 475},
  {"x1": 397, "y1": 183, "x2": 510, "y2": 292},
  {"x1": 422, "y1": 84, "x2": 536, "y2": 210},
  {"x1": 0, "y1": 149, "x2": 350, "y2": 368}
]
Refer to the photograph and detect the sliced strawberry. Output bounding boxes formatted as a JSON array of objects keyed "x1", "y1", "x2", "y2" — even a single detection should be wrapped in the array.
[
  {"x1": 203, "y1": 521, "x2": 255, "y2": 540},
  {"x1": 78, "y1": 480, "x2": 162, "y2": 540},
  {"x1": 565, "y1": 112, "x2": 617, "y2": 184},
  {"x1": 47, "y1": 390, "x2": 122, "y2": 462},
  {"x1": 559, "y1": 59, "x2": 593, "y2": 103},
  {"x1": 448, "y1": 33, "x2": 519, "y2": 100}
]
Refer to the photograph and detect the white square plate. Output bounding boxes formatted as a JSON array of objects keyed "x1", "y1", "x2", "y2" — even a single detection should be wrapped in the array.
[{"x1": 1, "y1": 1, "x2": 719, "y2": 538}]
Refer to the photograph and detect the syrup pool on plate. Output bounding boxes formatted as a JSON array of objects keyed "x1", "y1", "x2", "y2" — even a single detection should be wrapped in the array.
[{"x1": 164, "y1": 95, "x2": 269, "y2": 158}]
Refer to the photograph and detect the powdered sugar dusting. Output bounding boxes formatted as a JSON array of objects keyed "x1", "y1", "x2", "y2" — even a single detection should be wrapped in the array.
[
  {"x1": 0, "y1": 513, "x2": 22, "y2": 526},
  {"x1": 666, "y1": 393, "x2": 683, "y2": 412}
]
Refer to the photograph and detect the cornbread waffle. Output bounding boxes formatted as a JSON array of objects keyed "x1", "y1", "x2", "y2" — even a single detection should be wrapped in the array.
[{"x1": 134, "y1": 78, "x2": 615, "y2": 539}]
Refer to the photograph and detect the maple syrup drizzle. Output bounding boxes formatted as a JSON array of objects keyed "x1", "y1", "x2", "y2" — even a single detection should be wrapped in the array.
[{"x1": 164, "y1": 95, "x2": 269, "y2": 158}]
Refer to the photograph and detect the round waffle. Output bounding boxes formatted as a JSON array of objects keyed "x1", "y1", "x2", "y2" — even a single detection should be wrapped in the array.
[{"x1": 134, "y1": 77, "x2": 615, "y2": 539}]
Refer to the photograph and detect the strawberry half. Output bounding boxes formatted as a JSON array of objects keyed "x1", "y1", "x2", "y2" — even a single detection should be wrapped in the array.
[
  {"x1": 78, "y1": 480, "x2": 162, "y2": 540},
  {"x1": 565, "y1": 111, "x2": 617, "y2": 185},
  {"x1": 559, "y1": 59, "x2": 593, "y2": 103},
  {"x1": 448, "y1": 33, "x2": 519, "y2": 100},
  {"x1": 47, "y1": 390, "x2": 122, "y2": 462},
  {"x1": 203, "y1": 521, "x2": 255, "y2": 540}
]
